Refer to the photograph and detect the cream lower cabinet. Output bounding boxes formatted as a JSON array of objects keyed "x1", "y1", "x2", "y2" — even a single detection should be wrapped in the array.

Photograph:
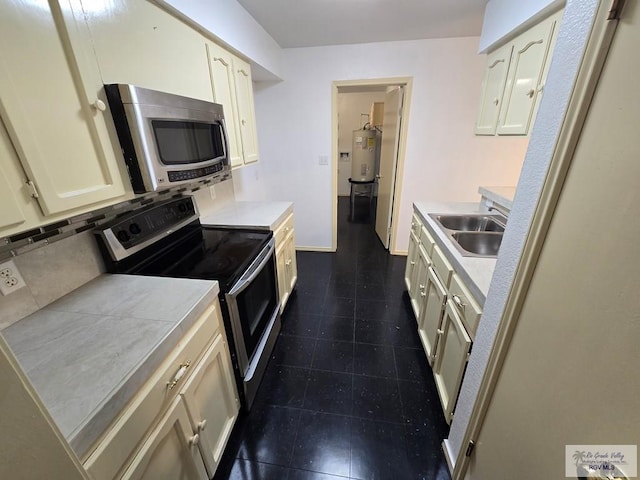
[
  {"x1": 406, "y1": 208, "x2": 482, "y2": 425},
  {"x1": 418, "y1": 267, "x2": 447, "y2": 365},
  {"x1": 432, "y1": 300, "x2": 473, "y2": 423},
  {"x1": 0, "y1": 0, "x2": 127, "y2": 218},
  {"x1": 404, "y1": 226, "x2": 419, "y2": 293},
  {"x1": 180, "y1": 335, "x2": 239, "y2": 477},
  {"x1": 207, "y1": 43, "x2": 259, "y2": 169},
  {"x1": 405, "y1": 213, "x2": 435, "y2": 319},
  {"x1": 120, "y1": 398, "x2": 208, "y2": 480},
  {"x1": 274, "y1": 212, "x2": 297, "y2": 312},
  {"x1": 84, "y1": 300, "x2": 239, "y2": 480}
]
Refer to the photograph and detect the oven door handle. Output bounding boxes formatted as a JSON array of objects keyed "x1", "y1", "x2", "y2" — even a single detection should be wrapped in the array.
[{"x1": 227, "y1": 239, "x2": 275, "y2": 297}]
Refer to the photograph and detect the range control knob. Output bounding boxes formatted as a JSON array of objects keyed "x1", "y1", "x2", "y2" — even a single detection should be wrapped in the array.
[
  {"x1": 129, "y1": 223, "x2": 142, "y2": 235},
  {"x1": 116, "y1": 230, "x2": 130, "y2": 243}
]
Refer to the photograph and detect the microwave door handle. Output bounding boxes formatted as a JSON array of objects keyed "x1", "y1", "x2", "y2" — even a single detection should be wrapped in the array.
[{"x1": 228, "y1": 240, "x2": 275, "y2": 297}]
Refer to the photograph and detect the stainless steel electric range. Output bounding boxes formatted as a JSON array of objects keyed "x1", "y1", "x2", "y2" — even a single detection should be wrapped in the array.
[{"x1": 95, "y1": 196, "x2": 280, "y2": 409}]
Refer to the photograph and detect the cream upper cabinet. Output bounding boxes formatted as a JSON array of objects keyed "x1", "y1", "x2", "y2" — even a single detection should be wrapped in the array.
[
  {"x1": 475, "y1": 44, "x2": 513, "y2": 135},
  {"x1": 0, "y1": 0, "x2": 127, "y2": 216},
  {"x1": 206, "y1": 43, "x2": 243, "y2": 168},
  {"x1": 206, "y1": 44, "x2": 259, "y2": 168},
  {"x1": 233, "y1": 57, "x2": 259, "y2": 165},
  {"x1": 0, "y1": 119, "x2": 27, "y2": 232},
  {"x1": 497, "y1": 11, "x2": 561, "y2": 135},
  {"x1": 475, "y1": 9, "x2": 563, "y2": 137}
]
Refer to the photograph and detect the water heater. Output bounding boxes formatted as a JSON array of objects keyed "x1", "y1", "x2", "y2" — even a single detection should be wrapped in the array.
[{"x1": 351, "y1": 129, "x2": 377, "y2": 182}]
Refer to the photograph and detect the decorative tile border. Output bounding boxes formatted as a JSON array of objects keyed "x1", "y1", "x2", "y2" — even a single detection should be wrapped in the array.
[{"x1": 0, "y1": 174, "x2": 229, "y2": 262}]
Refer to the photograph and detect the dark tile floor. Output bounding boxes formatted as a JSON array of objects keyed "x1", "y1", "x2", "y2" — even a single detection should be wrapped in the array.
[{"x1": 215, "y1": 198, "x2": 451, "y2": 480}]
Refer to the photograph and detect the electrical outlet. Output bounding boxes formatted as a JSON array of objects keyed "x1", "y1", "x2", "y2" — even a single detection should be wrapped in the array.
[{"x1": 0, "y1": 260, "x2": 26, "y2": 296}]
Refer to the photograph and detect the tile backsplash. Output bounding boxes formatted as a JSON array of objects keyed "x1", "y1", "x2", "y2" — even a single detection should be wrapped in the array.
[{"x1": 0, "y1": 177, "x2": 235, "y2": 330}]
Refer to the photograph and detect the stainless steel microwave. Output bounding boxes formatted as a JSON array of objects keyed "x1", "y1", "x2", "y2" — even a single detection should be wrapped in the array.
[{"x1": 105, "y1": 84, "x2": 231, "y2": 193}]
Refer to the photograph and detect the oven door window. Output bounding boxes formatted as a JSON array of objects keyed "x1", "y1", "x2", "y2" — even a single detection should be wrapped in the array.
[
  {"x1": 234, "y1": 255, "x2": 278, "y2": 363},
  {"x1": 152, "y1": 120, "x2": 225, "y2": 164}
]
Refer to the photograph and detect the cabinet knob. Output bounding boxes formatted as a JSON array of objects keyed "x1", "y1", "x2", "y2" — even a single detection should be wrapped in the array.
[
  {"x1": 492, "y1": 98, "x2": 499, "y2": 106},
  {"x1": 452, "y1": 294, "x2": 466, "y2": 310},
  {"x1": 526, "y1": 89, "x2": 535, "y2": 98},
  {"x1": 93, "y1": 99, "x2": 106, "y2": 111},
  {"x1": 188, "y1": 433, "x2": 200, "y2": 446},
  {"x1": 420, "y1": 292, "x2": 426, "y2": 297},
  {"x1": 419, "y1": 284, "x2": 425, "y2": 291},
  {"x1": 285, "y1": 259, "x2": 292, "y2": 266},
  {"x1": 411, "y1": 222, "x2": 416, "y2": 227},
  {"x1": 241, "y1": 119, "x2": 246, "y2": 126},
  {"x1": 197, "y1": 419, "x2": 207, "y2": 432},
  {"x1": 410, "y1": 261, "x2": 415, "y2": 266}
]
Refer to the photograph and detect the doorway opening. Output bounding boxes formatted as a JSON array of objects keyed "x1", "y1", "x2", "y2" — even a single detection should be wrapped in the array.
[{"x1": 331, "y1": 78, "x2": 412, "y2": 253}]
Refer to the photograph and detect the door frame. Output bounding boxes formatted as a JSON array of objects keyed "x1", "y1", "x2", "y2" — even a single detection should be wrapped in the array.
[
  {"x1": 450, "y1": 2, "x2": 620, "y2": 478},
  {"x1": 331, "y1": 77, "x2": 413, "y2": 253}
]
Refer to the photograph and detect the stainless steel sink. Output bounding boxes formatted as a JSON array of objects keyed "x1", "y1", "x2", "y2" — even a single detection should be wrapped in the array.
[
  {"x1": 428, "y1": 213, "x2": 507, "y2": 257},
  {"x1": 451, "y1": 232, "x2": 503, "y2": 257},
  {"x1": 430, "y1": 214, "x2": 505, "y2": 233}
]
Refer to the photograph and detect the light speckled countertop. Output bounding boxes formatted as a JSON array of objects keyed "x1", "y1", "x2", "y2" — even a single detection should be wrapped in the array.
[
  {"x1": 414, "y1": 202, "x2": 497, "y2": 304},
  {"x1": 200, "y1": 201, "x2": 293, "y2": 230},
  {"x1": 2, "y1": 274, "x2": 219, "y2": 458}
]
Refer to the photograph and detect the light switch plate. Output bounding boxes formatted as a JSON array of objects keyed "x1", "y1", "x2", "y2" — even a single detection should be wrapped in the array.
[
  {"x1": 0, "y1": 259, "x2": 26, "y2": 295},
  {"x1": 319, "y1": 155, "x2": 329, "y2": 165}
]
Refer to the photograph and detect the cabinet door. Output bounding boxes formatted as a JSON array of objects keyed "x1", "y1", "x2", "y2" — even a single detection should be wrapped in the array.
[
  {"x1": 206, "y1": 43, "x2": 243, "y2": 169},
  {"x1": 276, "y1": 244, "x2": 288, "y2": 312},
  {"x1": 529, "y1": 10, "x2": 563, "y2": 133},
  {"x1": 121, "y1": 397, "x2": 208, "y2": 480},
  {"x1": 404, "y1": 231, "x2": 419, "y2": 292},
  {"x1": 0, "y1": 0, "x2": 127, "y2": 216},
  {"x1": 497, "y1": 16, "x2": 557, "y2": 135},
  {"x1": 284, "y1": 232, "x2": 298, "y2": 295},
  {"x1": 181, "y1": 334, "x2": 239, "y2": 478},
  {"x1": 409, "y1": 246, "x2": 428, "y2": 319},
  {"x1": 233, "y1": 57, "x2": 259, "y2": 165},
  {"x1": 418, "y1": 267, "x2": 447, "y2": 365},
  {"x1": 0, "y1": 120, "x2": 26, "y2": 231},
  {"x1": 475, "y1": 44, "x2": 513, "y2": 135},
  {"x1": 433, "y1": 300, "x2": 472, "y2": 424}
]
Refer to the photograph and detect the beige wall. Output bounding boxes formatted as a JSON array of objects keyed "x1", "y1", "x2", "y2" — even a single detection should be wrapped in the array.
[{"x1": 238, "y1": 37, "x2": 530, "y2": 251}]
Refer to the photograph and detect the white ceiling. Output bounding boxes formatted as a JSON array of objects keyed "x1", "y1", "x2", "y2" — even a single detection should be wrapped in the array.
[{"x1": 236, "y1": 0, "x2": 489, "y2": 48}]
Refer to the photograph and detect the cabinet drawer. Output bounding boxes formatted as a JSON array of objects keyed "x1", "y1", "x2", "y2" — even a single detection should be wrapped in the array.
[
  {"x1": 420, "y1": 225, "x2": 435, "y2": 258},
  {"x1": 274, "y1": 212, "x2": 294, "y2": 248},
  {"x1": 449, "y1": 275, "x2": 482, "y2": 337},
  {"x1": 83, "y1": 302, "x2": 221, "y2": 480},
  {"x1": 431, "y1": 245, "x2": 453, "y2": 288}
]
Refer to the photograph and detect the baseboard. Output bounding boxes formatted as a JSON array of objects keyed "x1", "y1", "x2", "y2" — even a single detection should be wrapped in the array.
[
  {"x1": 442, "y1": 439, "x2": 456, "y2": 476},
  {"x1": 390, "y1": 249, "x2": 408, "y2": 256},
  {"x1": 295, "y1": 246, "x2": 336, "y2": 252}
]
